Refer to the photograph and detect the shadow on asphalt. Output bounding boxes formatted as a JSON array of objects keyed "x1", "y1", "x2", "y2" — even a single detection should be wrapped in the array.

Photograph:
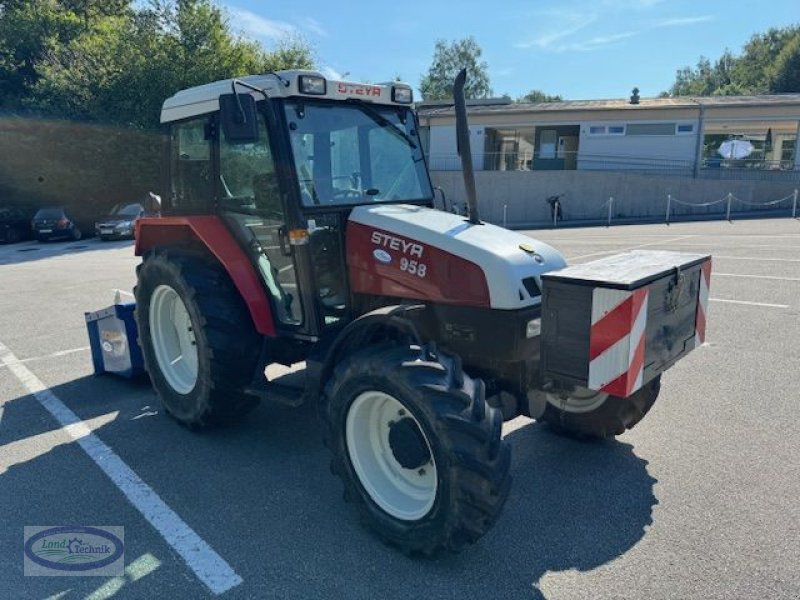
[
  {"x1": 1, "y1": 373, "x2": 656, "y2": 599},
  {"x1": 0, "y1": 238, "x2": 133, "y2": 266}
]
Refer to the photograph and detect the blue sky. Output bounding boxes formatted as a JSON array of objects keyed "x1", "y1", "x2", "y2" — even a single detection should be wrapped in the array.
[{"x1": 223, "y1": 0, "x2": 799, "y2": 100}]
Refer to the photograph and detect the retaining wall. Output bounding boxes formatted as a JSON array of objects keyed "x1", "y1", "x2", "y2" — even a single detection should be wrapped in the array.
[{"x1": 429, "y1": 170, "x2": 800, "y2": 228}]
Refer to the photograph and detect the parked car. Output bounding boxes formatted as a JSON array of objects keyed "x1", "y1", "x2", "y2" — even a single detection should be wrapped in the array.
[
  {"x1": 32, "y1": 207, "x2": 83, "y2": 242},
  {"x1": 0, "y1": 207, "x2": 32, "y2": 244},
  {"x1": 95, "y1": 202, "x2": 145, "y2": 240}
]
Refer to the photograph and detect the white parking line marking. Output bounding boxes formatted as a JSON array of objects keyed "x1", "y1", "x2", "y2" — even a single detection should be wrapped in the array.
[
  {"x1": 0, "y1": 346, "x2": 89, "y2": 369},
  {"x1": 712, "y1": 273, "x2": 800, "y2": 282},
  {"x1": 710, "y1": 298, "x2": 790, "y2": 309},
  {"x1": 712, "y1": 256, "x2": 800, "y2": 263},
  {"x1": 0, "y1": 340, "x2": 243, "y2": 595},
  {"x1": 566, "y1": 235, "x2": 695, "y2": 261}
]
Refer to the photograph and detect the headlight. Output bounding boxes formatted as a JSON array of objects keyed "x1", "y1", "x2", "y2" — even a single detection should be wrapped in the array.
[
  {"x1": 392, "y1": 86, "x2": 413, "y2": 103},
  {"x1": 525, "y1": 318, "x2": 541, "y2": 339},
  {"x1": 298, "y1": 75, "x2": 326, "y2": 95},
  {"x1": 116, "y1": 221, "x2": 132, "y2": 229}
]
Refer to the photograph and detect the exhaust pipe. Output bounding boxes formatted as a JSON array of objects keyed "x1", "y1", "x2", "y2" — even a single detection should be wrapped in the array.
[{"x1": 453, "y1": 68, "x2": 481, "y2": 225}]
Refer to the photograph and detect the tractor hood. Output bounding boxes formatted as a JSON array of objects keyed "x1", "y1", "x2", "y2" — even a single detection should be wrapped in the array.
[{"x1": 346, "y1": 204, "x2": 567, "y2": 310}]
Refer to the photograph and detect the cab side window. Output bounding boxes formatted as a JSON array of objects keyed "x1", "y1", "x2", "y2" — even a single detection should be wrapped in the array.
[
  {"x1": 218, "y1": 118, "x2": 283, "y2": 217},
  {"x1": 170, "y1": 117, "x2": 212, "y2": 213}
]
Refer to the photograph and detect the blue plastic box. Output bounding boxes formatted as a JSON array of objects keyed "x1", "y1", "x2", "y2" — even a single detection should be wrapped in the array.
[{"x1": 85, "y1": 302, "x2": 144, "y2": 378}]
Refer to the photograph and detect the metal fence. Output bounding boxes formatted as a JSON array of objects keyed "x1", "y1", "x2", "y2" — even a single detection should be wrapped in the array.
[{"x1": 526, "y1": 189, "x2": 800, "y2": 229}]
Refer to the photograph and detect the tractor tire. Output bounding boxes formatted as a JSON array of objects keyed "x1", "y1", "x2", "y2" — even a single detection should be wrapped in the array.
[
  {"x1": 323, "y1": 343, "x2": 511, "y2": 555},
  {"x1": 134, "y1": 246, "x2": 261, "y2": 428},
  {"x1": 538, "y1": 376, "x2": 661, "y2": 439}
]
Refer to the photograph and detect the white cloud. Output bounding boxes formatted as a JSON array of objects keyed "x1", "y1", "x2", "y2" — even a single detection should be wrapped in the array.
[
  {"x1": 600, "y1": 0, "x2": 666, "y2": 8},
  {"x1": 528, "y1": 13, "x2": 715, "y2": 52},
  {"x1": 562, "y1": 30, "x2": 641, "y2": 52},
  {"x1": 301, "y1": 16, "x2": 327, "y2": 37},
  {"x1": 228, "y1": 7, "x2": 295, "y2": 40},
  {"x1": 515, "y1": 13, "x2": 597, "y2": 49},
  {"x1": 651, "y1": 15, "x2": 715, "y2": 27}
]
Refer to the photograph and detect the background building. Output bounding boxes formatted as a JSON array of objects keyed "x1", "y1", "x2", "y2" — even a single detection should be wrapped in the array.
[{"x1": 417, "y1": 93, "x2": 800, "y2": 226}]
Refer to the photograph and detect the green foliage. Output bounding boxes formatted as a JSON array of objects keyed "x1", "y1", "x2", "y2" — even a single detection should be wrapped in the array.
[
  {"x1": 420, "y1": 36, "x2": 492, "y2": 101},
  {"x1": 0, "y1": 0, "x2": 316, "y2": 128},
  {"x1": 517, "y1": 89, "x2": 563, "y2": 103},
  {"x1": 666, "y1": 25, "x2": 800, "y2": 96},
  {"x1": 770, "y1": 34, "x2": 800, "y2": 93}
]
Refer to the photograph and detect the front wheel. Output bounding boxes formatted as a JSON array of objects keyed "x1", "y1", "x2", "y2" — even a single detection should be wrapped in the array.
[
  {"x1": 323, "y1": 344, "x2": 511, "y2": 555},
  {"x1": 537, "y1": 376, "x2": 661, "y2": 439}
]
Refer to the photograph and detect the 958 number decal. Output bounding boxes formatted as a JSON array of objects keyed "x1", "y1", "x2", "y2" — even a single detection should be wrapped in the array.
[{"x1": 400, "y1": 257, "x2": 427, "y2": 278}]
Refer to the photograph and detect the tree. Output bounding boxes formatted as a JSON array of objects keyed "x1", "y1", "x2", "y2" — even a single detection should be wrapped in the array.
[
  {"x1": 517, "y1": 89, "x2": 563, "y2": 103},
  {"x1": 18, "y1": 0, "x2": 315, "y2": 128},
  {"x1": 664, "y1": 25, "x2": 800, "y2": 96},
  {"x1": 419, "y1": 36, "x2": 492, "y2": 101},
  {"x1": 733, "y1": 26, "x2": 800, "y2": 93},
  {"x1": 770, "y1": 34, "x2": 800, "y2": 92},
  {"x1": 0, "y1": 1, "x2": 83, "y2": 108}
]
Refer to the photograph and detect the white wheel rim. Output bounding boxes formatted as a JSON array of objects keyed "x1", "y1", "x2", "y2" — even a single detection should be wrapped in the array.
[
  {"x1": 149, "y1": 284, "x2": 198, "y2": 395},
  {"x1": 345, "y1": 391, "x2": 437, "y2": 521},
  {"x1": 546, "y1": 387, "x2": 609, "y2": 413}
]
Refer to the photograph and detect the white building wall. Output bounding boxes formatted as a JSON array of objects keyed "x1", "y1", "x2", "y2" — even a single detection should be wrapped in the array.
[
  {"x1": 577, "y1": 121, "x2": 699, "y2": 171},
  {"x1": 428, "y1": 125, "x2": 485, "y2": 171}
]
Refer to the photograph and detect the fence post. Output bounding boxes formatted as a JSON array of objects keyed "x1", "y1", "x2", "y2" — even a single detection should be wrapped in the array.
[
  {"x1": 553, "y1": 201, "x2": 559, "y2": 228},
  {"x1": 793, "y1": 189, "x2": 798, "y2": 219},
  {"x1": 666, "y1": 194, "x2": 672, "y2": 225},
  {"x1": 607, "y1": 196, "x2": 614, "y2": 228},
  {"x1": 503, "y1": 203, "x2": 508, "y2": 229},
  {"x1": 726, "y1": 192, "x2": 733, "y2": 222}
]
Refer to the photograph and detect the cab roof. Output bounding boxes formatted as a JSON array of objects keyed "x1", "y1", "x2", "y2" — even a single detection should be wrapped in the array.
[{"x1": 160, "y1": 70, "x2": 413, "y2": 123}]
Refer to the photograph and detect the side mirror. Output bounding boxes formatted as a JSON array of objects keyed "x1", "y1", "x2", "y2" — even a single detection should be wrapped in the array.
[{"x1": 219, "y1": 93, "x2": 259, "y2": 144}]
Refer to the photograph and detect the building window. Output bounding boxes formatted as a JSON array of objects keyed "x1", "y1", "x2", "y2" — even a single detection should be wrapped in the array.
[
  {"x1": 626, "y1": 123, "x2": 676, "y2": 136},
  {"x1": 484, "y1": 127, "x2": 535, "y2": 170},
  {"x1": 588, "y1": 125, "x2": 606, "y2": 135},
  {"x1": 608, "y1": 125, "x2": 625, "y2": 134},
  {"x1": 676, "y1": 123, "x2": 695, "y2": 134},
  {"x1": 540, "y1": 130, "x2": 557, "y2": 158}
]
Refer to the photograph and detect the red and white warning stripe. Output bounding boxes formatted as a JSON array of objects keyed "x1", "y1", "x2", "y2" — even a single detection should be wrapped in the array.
[
  {"x1": 694, "y1": 260, "x2": 712, "y2": 348},
  {"x1": 588, "y1": 287, "x2": 649, "y2": 398}
]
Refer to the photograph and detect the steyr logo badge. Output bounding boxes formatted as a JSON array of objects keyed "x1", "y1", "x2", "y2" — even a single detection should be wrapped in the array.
[{"x1": 373, "y1": 249, "x2": 392, "y2": 264}]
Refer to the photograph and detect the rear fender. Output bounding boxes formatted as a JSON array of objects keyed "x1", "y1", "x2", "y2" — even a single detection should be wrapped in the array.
[{"x1": 135, "y1": 216, "x2": 276, "y2": 336}]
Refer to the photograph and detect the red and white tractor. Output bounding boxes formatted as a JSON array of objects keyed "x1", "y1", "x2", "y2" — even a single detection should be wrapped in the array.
[{"x1": 134, "y1": 69, "x2": 710, "y2": 554}]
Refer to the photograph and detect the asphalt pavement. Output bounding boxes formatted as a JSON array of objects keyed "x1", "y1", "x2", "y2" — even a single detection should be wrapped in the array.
[{"x1": 1, "y1": 218, "x2": 799, "y2": 599}]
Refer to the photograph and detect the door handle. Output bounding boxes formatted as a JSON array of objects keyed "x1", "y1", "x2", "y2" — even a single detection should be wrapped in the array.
[{"x1": 278, "y1": 226, "x2": 292, "y2": 257}]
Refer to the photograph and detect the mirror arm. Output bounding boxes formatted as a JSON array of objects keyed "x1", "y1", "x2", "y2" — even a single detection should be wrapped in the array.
[{"x1": 230, "y1": 81, "x2": 246, "y2": 124}]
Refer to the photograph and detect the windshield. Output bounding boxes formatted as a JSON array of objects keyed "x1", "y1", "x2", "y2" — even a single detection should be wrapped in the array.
[
  {"x1": 35, "y1": 208, "x2": 64, "y2": 219},
  {"x1": 283, "y1": 100, "x2": 432, "y2": 207},
  {"x1": 110, "y1": 203, "x2": 143, "y2": 216}
]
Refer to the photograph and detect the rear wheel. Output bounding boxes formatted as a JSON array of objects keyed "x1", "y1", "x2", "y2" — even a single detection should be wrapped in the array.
[
  {"x1": 538, "y1": 376, "x2": 661, "y2": 439},
  {"x1": 135, "y1": 246, "x2": 262, "y2": 428},
  {"x1": 324, "y1": 344, "x2": 511, "y2": 555},
  {"x1": 72, "y1": 227, "x2": 82, "y2": 241},
  {"x1": 6, "y1": 228, "x2": 20, "y2": 244}
]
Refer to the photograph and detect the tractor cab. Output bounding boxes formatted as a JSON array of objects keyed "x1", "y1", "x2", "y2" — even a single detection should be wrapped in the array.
[{"x1": 157, "y1": 70, "x2": 432, "y2": 339}]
